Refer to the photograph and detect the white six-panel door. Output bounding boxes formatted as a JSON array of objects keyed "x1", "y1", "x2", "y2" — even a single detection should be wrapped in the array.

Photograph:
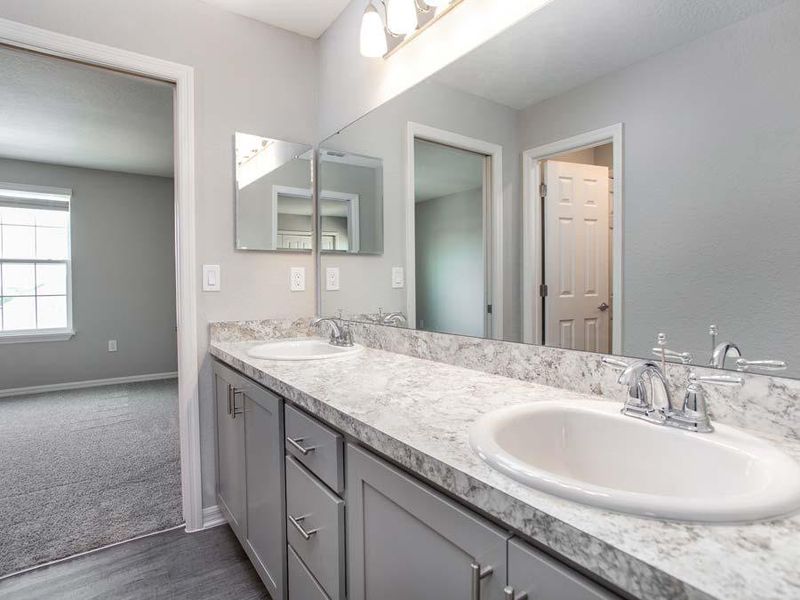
[{"x1": 543, "y1": 160, "x2": 610, "y2": 352}]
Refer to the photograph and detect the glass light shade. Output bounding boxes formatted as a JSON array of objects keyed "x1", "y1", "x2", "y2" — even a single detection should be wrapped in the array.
[
  {"x1": 360, "y1": 5, "x2": 388, "y2": 57},
  {"x1": 386, "y1": 0, "x2": 418, "y2": 35}
]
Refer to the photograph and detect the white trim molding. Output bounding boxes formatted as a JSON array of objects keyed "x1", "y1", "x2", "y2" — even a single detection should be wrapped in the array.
[
  {"x1": 521, "y1": 123, "x2": 624, "y2": 353},
  {"x1": 405, "y1": 122, "x2": 504, "y2": 340},
  {"x1": 0, "y1": 371, "x2": 178, "y2": 399},
  {"x1": 0, "y1": 17, "x2": 203, "y2": 532},
  {"x1": 202, "y1": 504, "x2": 227, "y2": 529}
]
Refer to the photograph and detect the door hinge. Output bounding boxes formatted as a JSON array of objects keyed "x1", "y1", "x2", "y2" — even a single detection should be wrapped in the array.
[
  {"x1": 487, "y1": 304, "x2": 493, "y2": 314},
  {"x1": 539, "y1": 284, "x2": 548, "y2": 297},
  {"x1": 539, "y1": 183, "x2": 547, "y2": 198}
]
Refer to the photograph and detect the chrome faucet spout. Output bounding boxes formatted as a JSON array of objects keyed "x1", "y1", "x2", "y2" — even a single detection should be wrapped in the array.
[
  {"x1": 710, "y1": 342, "x2": 741, "y2": 369},
  {"x1": 312, "y1": 316, "x2": 354, "y2": 347}
]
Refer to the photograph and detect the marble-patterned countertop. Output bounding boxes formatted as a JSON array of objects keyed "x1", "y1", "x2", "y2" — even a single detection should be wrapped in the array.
[{"x1": 209, "y1": 339, "x2": 800, "y2": 600}]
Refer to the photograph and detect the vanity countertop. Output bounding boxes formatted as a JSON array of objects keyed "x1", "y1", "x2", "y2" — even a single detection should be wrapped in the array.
[{"x1": 209, "y1": 339, "x2": 800, "y2": 600}]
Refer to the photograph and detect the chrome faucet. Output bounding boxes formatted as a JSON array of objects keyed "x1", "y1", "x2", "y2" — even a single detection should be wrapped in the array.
[
  {"x1": 312, "y1": 317, "x2": 354, "y2": 347},
  {"x1": 602, "y1": 357, "x2": 744, "y2": 432},
  {"x1": 372, "y1": 308, "x2": 408, "y2": 327},
  {"x1": 707, "y1": 325, "x2": 787, "y2": 372}
]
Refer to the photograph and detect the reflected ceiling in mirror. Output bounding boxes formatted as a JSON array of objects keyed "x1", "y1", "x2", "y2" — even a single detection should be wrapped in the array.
[
  {"x1": 235, "y1": 133, "x2": 313, "y2": 252},
  {"x1": 317, "y1": 0, "x2": 799, "y2": 378}
]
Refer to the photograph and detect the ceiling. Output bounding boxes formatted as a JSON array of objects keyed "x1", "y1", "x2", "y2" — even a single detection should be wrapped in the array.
[
  {"x1": 199, "y1": 0, "x2": 351, "y2": 38},
  {"x1": 414, "y1": 139, "x2": 484, "y2": 203},
  {"x1": 0, "y1": 46, "x2": 174, "y2": 177},
  {"x1": 433, "y1": 0, "x2": 785, "y2": 110}
]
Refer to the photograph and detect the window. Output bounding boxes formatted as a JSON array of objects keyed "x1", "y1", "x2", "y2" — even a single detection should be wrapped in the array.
[{"x1": 0, "y1": 183, "x2": 73, "y2": 342}]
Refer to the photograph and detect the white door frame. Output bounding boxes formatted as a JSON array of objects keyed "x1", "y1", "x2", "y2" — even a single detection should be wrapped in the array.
[
  {"x1": 405, "y1": 122, "x2": 504, "y2": 339},
  {"x1": 0, "y1": 18, "x2": 203, "y2": 531},
  {"x1": 521, "y1": 124, "x2": 623, "y2": 353}
]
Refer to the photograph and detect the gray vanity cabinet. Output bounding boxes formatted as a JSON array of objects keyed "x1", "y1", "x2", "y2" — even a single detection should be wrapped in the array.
[
  {"x1": 346, "y1": 443, "x2": 510, "y2": 600},
  {"x1": 506, "y1": 538, "x2": 619, "y2": 600},
  {"x1": 213, "y1": 361, "x2": 247, "y2": 542},
  {"x1": 213, "y1": 361, "x2": 286, "y2": 599}
]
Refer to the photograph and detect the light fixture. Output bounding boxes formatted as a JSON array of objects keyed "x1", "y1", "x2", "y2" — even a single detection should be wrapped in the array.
[
  {"x1": 360, "y1": 4, "x2": 388, "y2": 57},
  {"x1": 385, "y1": 0, "x2": 418, "y2": 35},
  {"x1": 359, "y1": 0, "x2": 461, "y2": 58}
]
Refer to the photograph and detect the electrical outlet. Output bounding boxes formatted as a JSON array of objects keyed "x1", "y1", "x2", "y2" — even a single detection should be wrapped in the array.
[
  {"x1": 392, "y1": 266, "x2": 404, "y2": 289},
  {"x1": 326, "y1": 267, "x2": 340, "y2": 291},
  {"x1": 108, "y1": 339, "x2": 118, "y2": 352},
  {"x1": 290, "y1": 267, "x2": 306, "y2": 292}
]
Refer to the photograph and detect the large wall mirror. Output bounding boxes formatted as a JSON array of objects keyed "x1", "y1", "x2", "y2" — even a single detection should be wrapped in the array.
[
  {"x1": 317, "y1": 0, "x2": 800, "y2": 379},
  {"x1": 235, "y1": 133, "x2": 313, "y2": 252}
]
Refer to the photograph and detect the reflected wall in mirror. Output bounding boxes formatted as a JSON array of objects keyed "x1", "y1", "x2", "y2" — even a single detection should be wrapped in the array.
[
  {"x1": 318, "y1": 149, "x2": 383, "y2": 254},
  {"x1": 234, "y1": 133, "x2": 313, "y2": 252},
  {"x1": 318, "y1": 0, "x2": 800, "y2": 378}
]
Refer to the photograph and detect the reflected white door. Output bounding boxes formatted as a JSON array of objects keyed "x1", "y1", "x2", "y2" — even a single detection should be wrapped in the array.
[{"x1": 543, "y1": 160, "x2": 610, "y2": 352}]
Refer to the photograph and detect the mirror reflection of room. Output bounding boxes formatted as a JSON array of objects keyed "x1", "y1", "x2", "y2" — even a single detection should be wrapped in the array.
[{"x1": 234, "y1": 133, "x2": 313, "y2": 252}]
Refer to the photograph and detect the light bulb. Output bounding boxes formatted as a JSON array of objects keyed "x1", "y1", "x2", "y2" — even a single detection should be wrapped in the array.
[
  {"x1": 360, "y1": 4, "x2": 388, "y2": 57},
  {"x1": 386, "y1": 0, "x2": 418, "y2": 36}
]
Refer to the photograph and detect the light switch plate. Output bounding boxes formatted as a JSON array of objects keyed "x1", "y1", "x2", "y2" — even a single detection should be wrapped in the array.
[
  {"x1": 108, "y1": 339, "x2": 117, "y2": 352},
  {"x1": 202, "y1": 264, "x2": 221, "y2": 292},
  {"x1": 326, "y1": 267, "x2": 340, "y2": 291},
  {"x1": 290, "y1": 267, "x2": 306, "y2": 291},
  {"x1": 392, "y1": 266, "x2": 404, "y2": 289}
]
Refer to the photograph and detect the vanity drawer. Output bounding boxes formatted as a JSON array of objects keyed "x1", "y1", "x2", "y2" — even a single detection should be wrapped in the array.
[
  {"x1": 285, "y1": 403, "x2": 344, "y2": 494},
  {"x1": 288, "y1": 544, "x2": 331, "y2": 600},
  {"x1": 285, "y1": 455, "x2": 345, "y2": 600}
]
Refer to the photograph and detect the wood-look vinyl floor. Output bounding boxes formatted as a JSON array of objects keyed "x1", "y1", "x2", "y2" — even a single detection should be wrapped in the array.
[{"x1": 0, "y1": 525, "x2": 270, "y2": 600}]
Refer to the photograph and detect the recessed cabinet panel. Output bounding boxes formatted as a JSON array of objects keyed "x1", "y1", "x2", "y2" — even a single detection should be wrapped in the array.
[
  {"x1": 285, "y1": 455, "x2": 345, "y2": 600},
  {"x1": 346, "y1": 443, "x2": 509, "y2": 600},
  {"x1": 507, "y1": 538, "x2": 620, "y2": 600},
  {"x1": 213, "y1": 362, "x2": 246, "y2": 543},
  {"x1": 244, "y1": 386, "x2": 286, "y2": 600}
]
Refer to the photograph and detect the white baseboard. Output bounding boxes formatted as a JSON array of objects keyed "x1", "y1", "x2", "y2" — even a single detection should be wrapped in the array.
[
  {"x1": 0, "y1": 372, "x2": 179, "y2": 399},
  {"x1": 201, "y1": 505, "x2": 226, "y2": 530}
]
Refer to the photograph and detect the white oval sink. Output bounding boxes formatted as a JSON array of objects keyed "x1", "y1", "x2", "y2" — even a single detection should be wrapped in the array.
[
  {"x1": 247, "y1": 338, "x2": 363, "y2": 361},
  {"x1": 469, "y1": 401, "x2": 800, "y2": 522}
]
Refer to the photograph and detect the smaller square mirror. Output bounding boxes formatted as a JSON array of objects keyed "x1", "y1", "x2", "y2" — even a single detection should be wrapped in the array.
[
  {"x1": 234, "y1": 133, "x2": 313, "y2": 252},
  {"x1": 319, "y1": 148, "x2": 383, "y2": 255}
]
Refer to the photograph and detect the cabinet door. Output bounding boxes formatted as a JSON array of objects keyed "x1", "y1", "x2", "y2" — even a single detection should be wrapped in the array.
[
  {"x1": 347, "y1": 443, "x2": 509, "y2": 600},
  {"x1": 507, "y1": 538, "x2": 620, "y2": 600},
  {"x1": 244, "y1": 383, "x2": 286, "y2": 600},
  {"x1": 214, "y1": 362, "x2": 246, "y2": 542}
]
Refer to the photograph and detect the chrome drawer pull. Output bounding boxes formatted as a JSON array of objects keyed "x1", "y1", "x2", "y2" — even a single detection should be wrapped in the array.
[
  {"x1": 231, "y1": 389, "x2": 244, "y2": 419},
  {"x1": 504, "y1": 586, "x2": 528, "y2": 600},
  {"x1": 470, "y1": 563, "x2": 494, "y2": 600},
  {"x1": 287, "y1": 436, "x2": 316, "y2": 455},
  {"x1": 288, "y1": 514, "x2": 319, "y2": 541}
]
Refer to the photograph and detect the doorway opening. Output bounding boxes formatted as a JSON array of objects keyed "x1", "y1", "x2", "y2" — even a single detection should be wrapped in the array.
[
  {"x1": 406, "y1": 122, "x2": 504, "y2": 340},
  {"x1": 0, "y1": 43, "x2": 184, "y2": 577},
  {"x1": 522, "y1": 125, "x2": 623, "y2": 353}
]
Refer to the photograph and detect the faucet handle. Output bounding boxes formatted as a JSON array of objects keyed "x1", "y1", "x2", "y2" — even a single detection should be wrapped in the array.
[
  {"x1": 735, "y1": 359, "x2": 787, "y2": 372},
  {"x1": 689, "y1": 373, "x2": 744, "y2": 387},
  {"x1": 651, "y1": 347, "x2": 694, "y2": 364},
  {"x1": 601, "y1": 356, "x2": 631, "y2": 370}
]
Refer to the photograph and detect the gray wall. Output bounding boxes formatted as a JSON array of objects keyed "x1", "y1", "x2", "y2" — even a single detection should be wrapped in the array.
[
  {"x1": 0, "y1": 158, "x2": 176, "y2": 390},
  {"x1": 415, "y1": 188, "x2": 484, "y2": 337},
  {"x1": 0, "y1": 0, "x2": 319, "y2": 507},
  {"x1": 517, "y1": 1, "x2": 800, "y2": 369}
]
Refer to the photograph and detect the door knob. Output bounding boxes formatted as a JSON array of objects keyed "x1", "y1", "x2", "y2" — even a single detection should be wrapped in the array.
[{"x1": 598, "y1": 302, "x2": 610, "y2": 311}]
